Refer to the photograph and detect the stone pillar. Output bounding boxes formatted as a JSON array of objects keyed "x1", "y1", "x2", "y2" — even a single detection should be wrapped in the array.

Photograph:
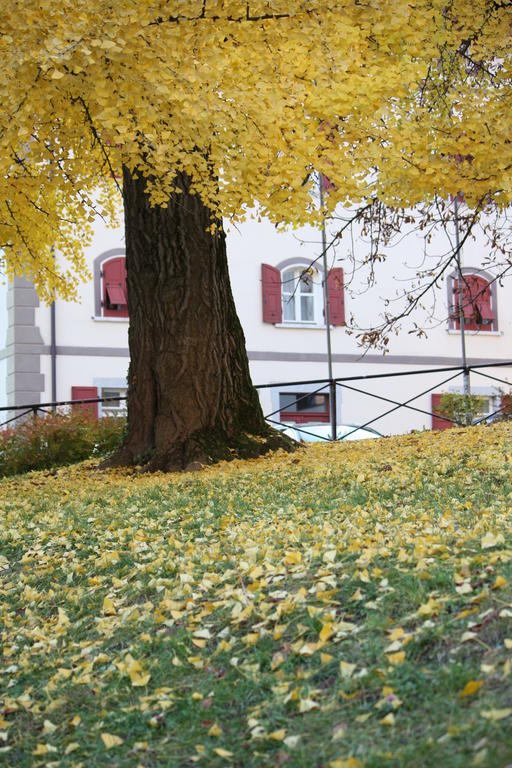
[{"x1": 6, "y1": 278, "x2": 45, "y2": 423}]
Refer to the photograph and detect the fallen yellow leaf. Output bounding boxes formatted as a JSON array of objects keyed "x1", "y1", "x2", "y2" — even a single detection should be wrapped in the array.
[
  {"x1": 480, "y1": 708, "x2": 512, "y2": 721},
  {"x1": 101, "y1": 733, "x2": 124, "y2": 749},
  {"x1": 459, "y1": 680, "x2": 483, "y2": 698}
]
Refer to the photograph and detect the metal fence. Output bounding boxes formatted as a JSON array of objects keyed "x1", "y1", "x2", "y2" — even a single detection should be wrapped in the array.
[{"x1": 1, "y1": 361, "x2": 512, "y2": 437}]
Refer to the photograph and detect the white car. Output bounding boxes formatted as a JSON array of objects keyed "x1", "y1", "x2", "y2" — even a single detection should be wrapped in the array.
[{"x1": 269, "y1": 421, "x2": 382, "y2": 443}]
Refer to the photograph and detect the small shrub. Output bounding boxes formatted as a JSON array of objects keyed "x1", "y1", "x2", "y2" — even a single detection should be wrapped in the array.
[
  {"x1": 438, "y1": 392, "x2": 485, "y2": 426},
  {"x1": 0, "y1": 410, "x2": 125, "y2": 477}
]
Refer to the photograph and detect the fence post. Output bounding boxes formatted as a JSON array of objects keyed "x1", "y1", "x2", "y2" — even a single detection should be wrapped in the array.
[
  {"x1": 330, "y1": 379, "x2": 337, "y2": 441},
  {"x1": 32, "y1": 406, "x2": 38, "y2": 421}
]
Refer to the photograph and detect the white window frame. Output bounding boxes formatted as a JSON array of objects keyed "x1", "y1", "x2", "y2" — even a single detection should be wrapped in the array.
[
  {"x1": 269, "y1": 382, "x2": 342, "y2": 426},
  {"x1": 93, "y1": 378, "x2": 127, "y2": 417},
  {"x1": 447, "y1": 268, "x2": 498, "y2": 334},
  {"x1": 279, "y1": 263, "x2": 324, "y2": 327}
]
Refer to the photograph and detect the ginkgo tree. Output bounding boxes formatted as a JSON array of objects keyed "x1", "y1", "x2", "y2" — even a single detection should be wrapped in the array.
[{"x1": 1, "y1": 1, "x2": 511, "y2": 471}]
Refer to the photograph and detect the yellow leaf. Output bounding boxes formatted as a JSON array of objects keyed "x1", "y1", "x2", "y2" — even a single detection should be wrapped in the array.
[
  {"x1": 32, "y1": 744, "x2": 48, "y2": 755},
  {"x1": 102, "y1": 597, "x2": 116, "y2": 616},
  {"x1": 472, "y1": 749, "x2": 488, "y2": 766},
  {"x1": 51, "y1": 69, "x2": 65, "y2": 79},
  {"x1": 330, "y1": 758, "x2": 363, "y2": 768},
  {"x1": 128, "y1": 660, "x2": 150, "y2": 687},
  {"x1": 42, "y1": 719, "x2": 57, "y2": 735},
  {"x1": 384, "y1": 640, "x2": 403, "y2": 653},
  {"x1": 339, "y1": 660, "x2": 356, "y2": 679},
  {"x1": 480, "y1": 708, "x2": 512, "y2": 721},
  {"x1": 284, "y1": 551, "x2": 302, "y2": 566},
  {"x1": 208, "y1": 723, "x2": 222, "y2": 737},
  {"x1": 319, "y1": 622, "x2": 334, "y2": 642},
  {"x1": 387, "y1": 651, "x2": 405, "y2": 665},
  {"x1": 504, "y1": 639, "x2": 512, "y2": 650},
  {"x1": 380, "y1": 712, "x2": 395, "y2": 726},
  {"x1": 65, "y1": 743, "x2": 80, "y2": 755},
  {"x1": 389, "y1": 627, "x2": 405, "y2": 641},
  {"x1": 269, "y1": 729, "x2": 286, "y2": 741},
  {"x1": 481, "y1": 532, "x2": 504, "y2": 550},
  {"x1": 331, "y1": 723, "x2": 346, "y2": 741},
  {"x1": 493, "y1": 575, "x2": 507, "y2": 590},
  {"x1": 101, "y1": 733, "x2": 124, "y2": 748},
  {"x1": 321, "y1": 652, "x2": 334, "y2": 664},
  {"x1": 417, "y1": 598, "x2": 438, "y2": 617},
  {"x1": 459, "y1": 680, "x2": 483, "y2": 698},
  {"x1": 299, "y1": 642, "x2": 318, "y2": 656},
  {"x1": 213, "y1": 748, "x2": 233, "y2": 758},
  {"x1": 299, "y1": 698, "x2": 319, "y2": 713}
]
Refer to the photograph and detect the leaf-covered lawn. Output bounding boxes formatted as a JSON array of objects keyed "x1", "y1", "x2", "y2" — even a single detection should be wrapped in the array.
[{"x1": 2, "y1": 424, "x2": 512, "y2": 768}]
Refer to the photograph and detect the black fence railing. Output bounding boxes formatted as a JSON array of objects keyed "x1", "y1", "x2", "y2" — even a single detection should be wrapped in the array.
[{"x1": 1, "y1": 361, "x2": 512, "y2": 437}]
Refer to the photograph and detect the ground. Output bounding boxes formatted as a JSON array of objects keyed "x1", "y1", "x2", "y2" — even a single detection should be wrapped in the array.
[{"x1": 1, "y1": 423, "x2": 512, "y2": 767}]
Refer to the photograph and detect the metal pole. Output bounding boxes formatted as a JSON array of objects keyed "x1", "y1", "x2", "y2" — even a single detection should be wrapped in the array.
[
  {"x1": 50, "y1": 299, "x2": 57, "y2": 410},
  {"x1": 454, "y1": 195, "x2": 471, "y2": 424},
  {"x1": 318, "y1": 172, "x2": 336, "y2": 440}
]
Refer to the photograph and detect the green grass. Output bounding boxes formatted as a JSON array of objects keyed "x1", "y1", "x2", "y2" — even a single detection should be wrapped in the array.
[{"x1": 1, "y1": 423, "x2": 512, "y2": 767}]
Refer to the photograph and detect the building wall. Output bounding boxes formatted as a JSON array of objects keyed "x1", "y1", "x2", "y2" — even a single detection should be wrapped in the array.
[{"x1": 6, "y1": 210, "x2": 512, "y2": 434}]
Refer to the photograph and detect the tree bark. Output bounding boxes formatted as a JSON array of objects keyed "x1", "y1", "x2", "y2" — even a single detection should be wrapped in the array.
[{"x1": 104, "y1": 166, "x2": 293, "y2": 472}]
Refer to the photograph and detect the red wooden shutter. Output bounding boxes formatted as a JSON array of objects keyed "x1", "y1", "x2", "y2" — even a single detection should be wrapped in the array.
[
  {"x1": 474, "y1": 276, "x2": 494, "y2": 326},
  {"x1": 321, "y1": 173, "x2": 335, "y2": 194},
  {"x1": 327, "y1": 268, "x2": 345, "y2": 326},
  {"x1": 71, "y1": 386, "x2": 98, "y2": 418},
  {"x1": 431, "y1": 393, "x2": 452, "y2": 431},
  {"x1": 261, "y1": 264, "x2": 282, "y2": 324},
  {"x1": 103, "y1": 257, "x2": 128, "y2": 318},
  {"x1": 453, "y1": 276, "x2": 493, "y2": 330}
]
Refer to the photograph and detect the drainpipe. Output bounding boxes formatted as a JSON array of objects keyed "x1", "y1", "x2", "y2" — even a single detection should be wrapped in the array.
[
  {"x1": 454, "y1": 195, "x2": 471, "y2": 425},
  {"x1": 50, "y1": 300, "x2": 56, "y2": 409},
  {"x1": 318, "y1": 173, "x2": 336, "y2": 441}
]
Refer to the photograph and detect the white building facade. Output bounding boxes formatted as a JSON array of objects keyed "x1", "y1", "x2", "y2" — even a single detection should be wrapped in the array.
[{"x1": 1, "y1": 210, "x2": 511, "y2": 434}]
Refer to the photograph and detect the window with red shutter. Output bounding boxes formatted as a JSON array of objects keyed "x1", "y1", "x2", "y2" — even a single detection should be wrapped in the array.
[
  {"x1": 71, "y1": 386, "x2": 99, "y2": 419},
  {"x1": 102, "y1": 257, "x2": 128, "y2": 318},
  {"x1": 452, "y1": 274, "x2": 494, "y2": 331},
  {"x1": 327, "y1": 268, "x2": 345, "y2": 326},
  {"x1": 431, "y1": 393, "x2": 453, "y2": 431},
  {"x1": 261, "y1": 264, "x2": 282, "y2": 324},
  {"x1": 280, "y1": 392, "x2": 330, "y2": 423}
]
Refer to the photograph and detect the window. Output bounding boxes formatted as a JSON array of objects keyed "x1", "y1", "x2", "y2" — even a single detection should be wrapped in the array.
[
  {"x1": 280, "y1": 391, "x2": 330, "y2": 423},
  {"x1": 101, "y1": 257, "x2": 128, "y2": 318},
  {"x1": 282, "y1": 268, "x2": 315, "y2": 322},
  {"x1": 450, "y1": 273, "x2": 495, "y2": 331},
  {"x1": 431, "y1": 391, "x2": 499, "y2": 430},
  {"x1": 261, "y1": 263, "x2": 345, "y2": 326},
  {"x1": 100, "y1": 387, "x2": 127, "y2": 417}
]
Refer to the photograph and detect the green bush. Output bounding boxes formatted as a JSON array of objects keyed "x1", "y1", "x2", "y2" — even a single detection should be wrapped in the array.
[
  {"x1": 0, "y1": 410, "x2": 125, "y2": 477},
  {"x1": 438, "y1": 392, "x2": 486, "y2": 426}
]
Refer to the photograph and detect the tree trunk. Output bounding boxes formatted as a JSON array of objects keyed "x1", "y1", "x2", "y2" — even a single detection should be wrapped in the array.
[{"x1": 104, "y1": 166, "x2": 293, "y2": 472}]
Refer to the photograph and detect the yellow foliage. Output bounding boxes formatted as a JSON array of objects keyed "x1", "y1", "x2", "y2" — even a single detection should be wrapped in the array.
[{"x1": 1, "y1": 3, "x2": 512, "y2": 298}]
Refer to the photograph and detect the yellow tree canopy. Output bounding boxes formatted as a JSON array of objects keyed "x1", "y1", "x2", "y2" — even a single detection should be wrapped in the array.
[{"x1": 1, "y1": 0, "x2": 511, "y2": 300}]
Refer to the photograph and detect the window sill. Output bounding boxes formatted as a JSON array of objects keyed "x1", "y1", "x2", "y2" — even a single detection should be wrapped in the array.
[
  {"x1": 274, "y1": 323, "x2": 339, "y2": 330},
  {"x1": 446, "y1": 329, "x2": 502, "y2": 336},
  {"x1": 92, "y1": 316, "x2": 129, "y2": 323}
]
